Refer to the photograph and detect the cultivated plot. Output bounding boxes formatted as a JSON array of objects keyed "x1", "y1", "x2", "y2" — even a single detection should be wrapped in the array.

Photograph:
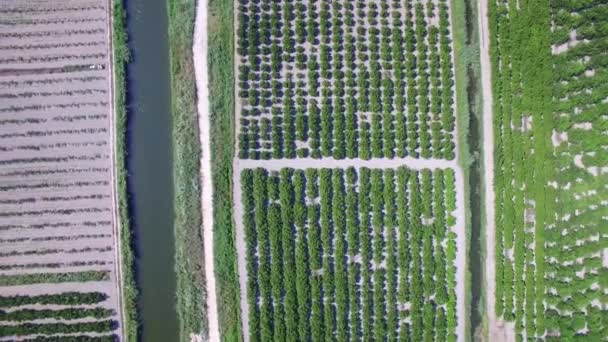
[
  {"x1": 0, "y1": 0, "x2": 123, "y2": 340},
  {"x1": 231, "y1": 0, "x2": 467, "y2": 341},
  {"x1": 235, "y1": 0, "x2": 457, "y2": 160},
  {"x1": 239, "y1": 167, "x2": 460, "y2": 341},
  {"x1": 488, "y1": 0, "x2": 608, "y2": 339}
]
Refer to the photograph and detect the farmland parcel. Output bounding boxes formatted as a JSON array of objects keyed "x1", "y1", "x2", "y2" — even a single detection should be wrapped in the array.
[
  {"x1": 229, "y1": 0, "x2": 469, "y2": 341},
  {"x1": 486, "y1": 0, "x2": 608, "y2": 339},
  {"x1": 0, "y1": 0, "x2": 126, "y2": 340}
]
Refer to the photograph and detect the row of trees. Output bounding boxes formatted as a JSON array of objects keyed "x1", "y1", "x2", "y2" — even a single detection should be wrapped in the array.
[
  {"x1": 18, "y1": 335, "x2": 118, "y2": 342},
  {"x1": 0, "y1": 292, "x2": 107, "y2": 308},
  {"x1": 240, "y1": 166, "x2": 460, "y2": 341},
  {"x1": 0, "y1": 307, "x2": 113, "y2": 322},
  {"x1": 236, "y1": 0, "x2": 458, "y2": 161},
  {"x1": 0, "y1": 319, "x2": 117, "y2": 337}
]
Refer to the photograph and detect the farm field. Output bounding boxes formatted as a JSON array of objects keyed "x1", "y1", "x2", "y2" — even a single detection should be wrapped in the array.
[
  {"x1": 237, "y1": 166, "x2": 462, "y2": 341},
  {"x1": 235, "y1": 0, "x2": 458, "y2": 161},
  {"x1": 0, "y1": 0, "x2": 125, "y2": 340},
  {"x1": 487, "y1": 0, "x2": 608, "y2": 339},
  {"x1": 230, "y1": 0, "x2": 469, "y2": 340}
]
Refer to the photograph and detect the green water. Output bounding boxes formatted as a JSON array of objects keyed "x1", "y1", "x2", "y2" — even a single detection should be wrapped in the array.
[{"x1": 125, "y1": 0, "x2": 178, "y2": 340}]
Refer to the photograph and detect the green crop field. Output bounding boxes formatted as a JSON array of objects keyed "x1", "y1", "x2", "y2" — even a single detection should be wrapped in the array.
[
  {"x1": 235, "y1": 0, "x2": 457, "y2": 160},
  {"x1": 239, "y1": 167, "x2": 460, "y2": 341},
  {"x1": 489, "y1": 0, "x2": 608, "y2": 339},
  {"x1": 226, "y1": 0, "x2": 470, "y2": 340}
]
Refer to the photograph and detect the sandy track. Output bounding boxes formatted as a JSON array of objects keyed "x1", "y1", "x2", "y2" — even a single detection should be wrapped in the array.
[
  {"x1": 478, "y1": 1, "x2": 513, "y2": 340},
  {"x1": 193, "y1": 0, "x2": 220, "y2": 340},
  {"x1": 234, "y1": 157, "x2": 467, "y2": 342}
]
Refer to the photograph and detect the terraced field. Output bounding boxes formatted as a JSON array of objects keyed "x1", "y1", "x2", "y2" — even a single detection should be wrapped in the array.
[
  {"x1": 0, "y1": 0, "x2": 124, "y2": 340},
  {"x1": 231, "y1": 0, "x2": 468, "y2": 341},
  {"x1": 487, "y1": 0, "x2": 608, "y2": 339}
]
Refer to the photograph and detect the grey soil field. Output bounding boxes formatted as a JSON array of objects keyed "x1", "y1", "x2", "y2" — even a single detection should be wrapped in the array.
[{"x1": 0, "y1": 0, "x2": 124, "y2": 340}]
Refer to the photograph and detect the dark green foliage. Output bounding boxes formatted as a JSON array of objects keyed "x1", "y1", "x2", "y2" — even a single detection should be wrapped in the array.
[
  {"x1": 240, "y1": 167, "x2": 459, "y2": 340},
  {"x1": 235, "y1": 0, "x2": 457, "y2": 159},
  {"x1": 0, "y1": 320, "x2": 117, "y2": 337},
  {"x1": 0, "y1": 292, "x2": 107, "y2": 308}
]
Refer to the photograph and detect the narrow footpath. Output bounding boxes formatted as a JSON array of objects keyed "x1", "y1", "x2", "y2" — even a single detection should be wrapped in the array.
[
  {"x1": 478, "y1": 1, "x2": 513, "y2": 340},
  {"x1": 193, "y1": 0, "x2": 220, "y2": 340}
]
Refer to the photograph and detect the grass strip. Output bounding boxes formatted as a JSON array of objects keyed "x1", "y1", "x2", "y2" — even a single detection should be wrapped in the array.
[
  {"x1": 0, "y1": 271, "x2": 109, "y2": 287},
  {"x1": 167, "y1": 0, "x2": 206, "y2": 339},
  {"x1": 208, "y1": 0, "x2": 242, "y2": 340},
  {"x1": 111, "y1": 0, "x2": 138, "y2": 341}
]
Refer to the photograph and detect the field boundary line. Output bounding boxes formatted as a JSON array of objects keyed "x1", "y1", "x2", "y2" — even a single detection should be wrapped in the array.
[
  {"x1": 193, "y1": 0, "x2": 220, "y2": 340},
  {"x1": 107, "y1": 0, "x2": 127, "y2": 340}
]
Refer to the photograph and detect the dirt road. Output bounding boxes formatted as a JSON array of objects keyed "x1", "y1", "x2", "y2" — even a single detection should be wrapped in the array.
[
  {"x1": 193, "y1": 0, "x2": 220, "y2": 340},
  {"x1": 478, "y1": 1, "x2": 515, "y2": 341}
]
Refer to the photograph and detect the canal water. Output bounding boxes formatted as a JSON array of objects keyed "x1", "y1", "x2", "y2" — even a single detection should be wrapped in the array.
[{"x1": 125, "y1": 0, "x2": 178, "y2": 340}]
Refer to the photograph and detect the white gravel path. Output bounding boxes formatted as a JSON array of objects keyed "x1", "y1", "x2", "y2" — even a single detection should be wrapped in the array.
[
  {"x1": 233, "y1": 156, "x2": 467, "y2": 342},
  {"x1": 478, "y1": 1, "x2": 513, "y2": 341},
  {"x1": 193, "y1": 0, "x2": 220, "y2": 340}
]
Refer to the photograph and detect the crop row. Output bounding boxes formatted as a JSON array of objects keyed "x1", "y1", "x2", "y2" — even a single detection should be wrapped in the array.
[
  {"x1": 236, "y1": 0, "x2": 456, "y2": 160},
  {"x1": 0, "y1": 307, "x2": 114, "y2": 322},
  {"x1": 0, "y1": 76, "x2": 106, "y2": 88},
  {"x1": 18, "y1": 335, "x2": 119, "y2": 342},
  {"x1": 240, "y1": 166, "x2": 459, "y2": 341},
  {"x1": 0, "y1": 246, "x2": 112, "y2": 259},
  {"x1": 0, "y1": 220, "x2": 111, "y2": 232},
  {"x1": 0, "y1": 292, "x2": 108, "y2": 308},
  {"x1": 489, "y1": 0, "x2": 608, "y2": 339},
  {"x1": 0, "y1": 319, "x2": 118, "y2": 337}
]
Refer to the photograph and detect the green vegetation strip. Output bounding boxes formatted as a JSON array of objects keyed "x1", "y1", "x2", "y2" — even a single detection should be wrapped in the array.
[
  {"x1": 167, "y1": 0, "x2": 206, "y2": 339},
  {"x1": 0, "y1": 308, "x2": 114, "y2": 322},
  {"x1": 241, "y1": 167, "x2": 459, "y2": 342},
  {"x1": 19, "y1": 336, "x2": 118, "y2": 342},
  {"x1": 112, "y1": 0, "x2": 138, "y2": 340},
  {"x1": 0, "y1": 319, "x2": 116, "y2": 337},
  {"x1": 0, "y1": 292, "x2": 107, "y2": 308},
  {"x1": 450, "y1": 0, "x2": 482, "y2": 339},
  {"x1": 0, "y1": 271, "x2": 109, "y2": 286},
  {"x1": 209, "y1": 0, "x2": 242, "y2": 340}
]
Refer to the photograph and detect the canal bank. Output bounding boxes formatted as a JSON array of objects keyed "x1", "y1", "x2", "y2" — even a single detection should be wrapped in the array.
[{"x1": 125, "y1": 0, "x2": 178, "y2": 340}]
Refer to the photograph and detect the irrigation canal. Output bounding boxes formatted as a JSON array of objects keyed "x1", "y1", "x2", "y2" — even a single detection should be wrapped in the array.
[{"x1": 125, "y1": 0, "x2": 178, "y2": 340}]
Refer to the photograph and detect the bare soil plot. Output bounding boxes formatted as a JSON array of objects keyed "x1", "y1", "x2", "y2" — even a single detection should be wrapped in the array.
[{"x1": 0, "y1": 0, "x2": 123, "y2": 340}]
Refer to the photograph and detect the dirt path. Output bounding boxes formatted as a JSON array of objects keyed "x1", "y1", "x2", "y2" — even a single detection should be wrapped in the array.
[
  {"x1": 478, "y1": 1, "x2": 514, "y2": 341},
  {"x1": 193, "y1": 0, "x2": 220, "y2": 340},
  {"x1": 233, "y1": 156, "x2": 467, "y2": 342}
]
